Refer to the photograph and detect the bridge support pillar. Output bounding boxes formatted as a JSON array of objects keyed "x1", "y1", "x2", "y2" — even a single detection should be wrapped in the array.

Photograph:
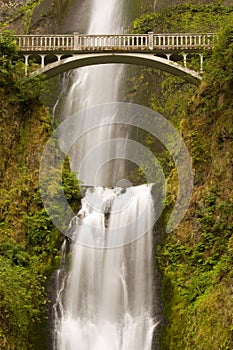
[
  {"x1": 199, "y1": 54, "x2": 204, "y2": 73},
  {"x1": 24, "y1": 55, "x2": 29, "y2": 75},
  {"x1": 183, "y1": 53, "x2": 187, "y2": 68},
  {"x1": 41, "y1": 54, "x2": 45, "y2": 68}
]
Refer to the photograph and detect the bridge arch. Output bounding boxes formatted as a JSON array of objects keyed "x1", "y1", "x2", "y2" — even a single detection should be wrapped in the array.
[{"x1": 34, "y1": 53, "x2": 202, "y2": 85}]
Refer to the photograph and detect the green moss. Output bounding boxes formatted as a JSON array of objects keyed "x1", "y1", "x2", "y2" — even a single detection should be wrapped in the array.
[
  {"x1": 0, "y1": 34, "x2": 82, "y2": 348},
  {"x1": 132, "y1": 3, "x2": 233, "y2": 33},
  {"x1": 154, "y1": 24, "x2": 233, "y2": 350}
]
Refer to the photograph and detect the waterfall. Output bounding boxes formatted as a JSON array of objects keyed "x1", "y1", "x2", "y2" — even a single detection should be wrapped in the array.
[{"x1": 53, "y1": 0, "x2": 157, "y2": 349}]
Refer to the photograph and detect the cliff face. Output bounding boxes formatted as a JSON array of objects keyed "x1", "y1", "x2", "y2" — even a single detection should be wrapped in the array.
[
  {"x1": 129, "y1": 6, "x2": 233, "y2": 349},
  {"x1": 0, "y1": 30, "x2": 82, "y2": 348},
  {"x1": 0, "y1": 88, "x2": 55, "y2": 349},
  {"x1": 0, "y1": 1, "x2": 233, "y2": 349},
  {"x1": 4, "y1": 0, "x2": 233, "y2": 35}
]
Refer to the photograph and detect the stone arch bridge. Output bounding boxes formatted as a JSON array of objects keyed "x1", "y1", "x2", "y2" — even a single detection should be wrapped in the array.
[{"x1": 15, "y1": 32, "x2": 217, "y2": 85}]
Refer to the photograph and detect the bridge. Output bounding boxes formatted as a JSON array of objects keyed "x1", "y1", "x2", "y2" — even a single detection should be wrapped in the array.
[{"x1": 15, "y1": 32, "x2": 217, "y2": 84}]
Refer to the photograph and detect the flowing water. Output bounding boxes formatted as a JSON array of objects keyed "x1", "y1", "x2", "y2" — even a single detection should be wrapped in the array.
[{"x1": 53, "y1": 0, "x2": 157, "y2": 349}]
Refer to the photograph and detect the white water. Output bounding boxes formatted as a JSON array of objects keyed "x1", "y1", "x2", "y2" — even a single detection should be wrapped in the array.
[
  {"x1": 53, "y1": 0, "x2": 157, "y2": 349},
  {"x1": 60, "y1": 0, "x2": 126, "y2": 186}
]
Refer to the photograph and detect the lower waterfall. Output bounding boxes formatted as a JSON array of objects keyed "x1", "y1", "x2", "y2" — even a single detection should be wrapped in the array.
[{"x1": 53, "y1": 185, "x2": 157, "y2": 349}]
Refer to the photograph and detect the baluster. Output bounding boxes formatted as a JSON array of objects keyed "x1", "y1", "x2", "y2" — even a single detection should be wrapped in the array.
[
  {"x1": 158, "y1": 36, "x2": 161, "y2": 46},
  {"x1": 194, "y1": 35, "x2": 197, "y2": 47},
  {"x1": 198, "y1": 35, "x2": 201, "y2": 46},
  {"x1": 163, "y1": 36, "x2": 166, "y2": 47},
  {"x1": 171, "y1": 35, "x2": 174, "y2": 46},
  {"x1": 182, "y1": 35, "x2": 185, "y2": 47}
]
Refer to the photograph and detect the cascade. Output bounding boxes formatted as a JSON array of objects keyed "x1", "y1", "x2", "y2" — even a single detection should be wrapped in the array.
[{"x1": 53, "y1": 0, "x2": 157, "y2": 349}]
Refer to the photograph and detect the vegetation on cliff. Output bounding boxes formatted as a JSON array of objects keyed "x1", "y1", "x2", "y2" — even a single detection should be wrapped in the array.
[
  {"x1": 130, "y1": 4, "x2": 233, "y2": 349},
  {"x1": 0, "y1": 31, "x2": 81, "y2": 349}
]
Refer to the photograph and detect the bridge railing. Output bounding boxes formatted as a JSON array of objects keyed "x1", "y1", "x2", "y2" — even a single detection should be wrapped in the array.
[
  {"x1": 15, "y1": 34, "x2": 74, "y2": 51},
  {"x1": 14, "y1": 33, "x2": 217, "y2": 52},
  {"x1": 153, "y1": 34, "x2": 216, "y2": 49},
  {"x1": 76, "y1": 34, "x2": 149, "y2": 49}
]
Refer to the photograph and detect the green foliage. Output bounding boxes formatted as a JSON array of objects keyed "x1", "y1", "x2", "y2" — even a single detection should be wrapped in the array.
[
  {"x1": 129, "y1": 4, "x2": 233, "y2": 349},
  {"x1": 158, "y1": 185, "x2": 233, "y2": 349},
  {"x1": 62, "y1": 156, "x2": 81, "y2": 205},
  {"x1": 26, "y1": 157, "x2": 81, "y2": 254},
  {"x1": 0, "y1": 255, "x2": 48, "y2": 349},
  {"x1": 0, "y1": 30, "x2": 18, "y2": 59},
  {"x1": 190, "y1": 130, "x2": 209, "y2": 163},
  {"x1": 0, "y1": 34, "x2": 82, "y2": 346},
  {"x1": 132, "y1": 3, "x2": 233, "y2": 33},
  {"x1": 205, "y1": 24, "x2": 233, "y2": 92},
  {"x1": 0, "y1": 240, "x2": 30, "y2": 266},
  {"x1": 0, "y1": 30, "x2": 46, "y2": 108}
]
